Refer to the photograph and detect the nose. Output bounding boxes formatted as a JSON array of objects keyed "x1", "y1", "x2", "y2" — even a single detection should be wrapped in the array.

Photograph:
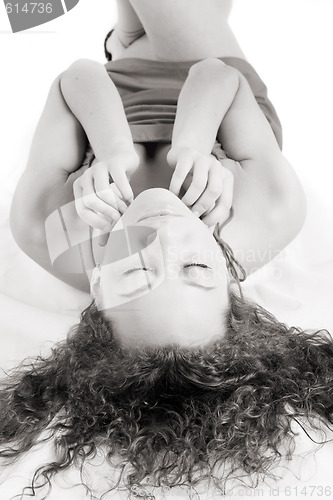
[
  {"x1": 140, "y1": 217, "x2": 188, "y2": 245},
  {"x1": 154, "y1": 219, "x2": 187, "y2": 246},
  {"x1": 142, "y1": 220, "x2": 189, "y2": 276}
]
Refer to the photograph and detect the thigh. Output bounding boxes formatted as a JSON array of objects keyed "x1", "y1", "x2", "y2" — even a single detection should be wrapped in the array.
[{"x1": 128, "y1": 0, "x2": 244, "y2": 61}]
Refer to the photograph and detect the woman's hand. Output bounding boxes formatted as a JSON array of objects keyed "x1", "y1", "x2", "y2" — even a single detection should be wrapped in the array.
[
  {"x1": 73, "y1": 150, "x2": 139, "y2": 230},
  {"x1": 167, "y1": 147, "x2": 234, "y2": 227}
]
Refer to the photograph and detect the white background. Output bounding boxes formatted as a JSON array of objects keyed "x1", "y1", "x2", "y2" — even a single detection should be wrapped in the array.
[{"x1": 0, "y1": 0, "x2": 333, "y2": 369}]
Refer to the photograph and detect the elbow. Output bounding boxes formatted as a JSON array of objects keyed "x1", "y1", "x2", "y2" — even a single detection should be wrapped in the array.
[
  {"x1": 60, "y1": 58, "x2": 107, "y2": 105},
  {"x1": 64, "y1": 58, "x2": 102, "y2": 75},
  {"x1": 10, "y1": 198, "x2": 45, "y2": 259},
  {"x1": 61, "y1": 59, "x2": 105, "y2": 86},
  {"x1": 269, "y1": 185, "x2": 307, "y2": 248}
]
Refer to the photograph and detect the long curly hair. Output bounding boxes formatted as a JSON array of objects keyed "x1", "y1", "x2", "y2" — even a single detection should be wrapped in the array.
[{"x1": 0, "y1": 291, "x2": 333, "y2": 498}]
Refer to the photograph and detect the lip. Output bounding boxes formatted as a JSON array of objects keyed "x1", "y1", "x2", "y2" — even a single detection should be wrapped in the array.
[{"x1": 138, "y1": 208, "x2": 184, "y2": 222}]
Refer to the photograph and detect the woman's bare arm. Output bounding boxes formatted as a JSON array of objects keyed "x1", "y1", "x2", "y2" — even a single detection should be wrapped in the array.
[
  {"x1": 168, "y1": 58, "x2": 306, "y2": 275},
  {"x1": 60, "y1": 59, "x2": 139, "y2": 205},
  {"x1": 10, "y1": 73, "x2": 91, "y2": 290},
  {"x1": 10, "y1": 61, "x2": 139, "y2": 291}
]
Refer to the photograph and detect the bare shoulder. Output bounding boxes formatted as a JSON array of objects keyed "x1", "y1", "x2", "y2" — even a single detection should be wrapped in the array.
[{"x1": 218, "y1": 157, "x2": 306, "y2": 276}]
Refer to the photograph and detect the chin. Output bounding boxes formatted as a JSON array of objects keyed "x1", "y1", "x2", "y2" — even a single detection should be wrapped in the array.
[
  {"x1": 134, "y1": 188, "x2": 190, "y2": 213},
  {"x1": 136, "y1": 188, "x2": 178, "y2": 201}
]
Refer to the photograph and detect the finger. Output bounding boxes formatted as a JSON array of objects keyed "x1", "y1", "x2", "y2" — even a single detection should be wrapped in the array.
[
  {"x1": 200, "y1": 198, "x2": 231, "y2": 228},
  {"x1": 93, "y1": 228, "x2": 111, "y2": 247},
  {"x1": 110, "y1": 183, "x2": 129, "y2": 214},
  {"x1": 93, "y1": 165, "x2": 129, "y2": 214},
  {"x1": 95, "y1": 176, "x2": 128, "y2": 214},
  {"x1": 201, "y1": 169, "x2": 234, "y2": 227},
  {"x1": 166, "y1": 148, "x2": 177, "y2": 168},
  {"x1": 98, "y1": 232, "x2": 111, "y2": 247},
  {"x1": 73, "y1": 180, "x2": 114, "y2": 230},
  {"x1": 110, "y1": 168, "x2": 134, "y2": 204},
  {"x1": 82, "y1": 175, "x2": 121, "y2": 221},
  {"x1": 190, "y1": 161, "x2": 223, "y2": 216},
  {"x1": 219, "y1": 166, "x2": 234, "y2": 212},
  {"x1": 169, "y1": 153, "x2": 194, "y2": 197},
  {"x1": 93, "y1": 166, "x2": 119, "y2": 211},
  {"x1": 181, "y1": 157, "x2": 209, "y2": 207}
]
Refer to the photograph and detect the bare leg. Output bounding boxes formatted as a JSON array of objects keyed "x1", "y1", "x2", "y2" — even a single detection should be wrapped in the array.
[
  {"x1": 115, "y1": 0, "x2": 145, "y2": 46},
  {"x1": 105, "y1": 0, "x2": 145, "y2": 60},
  {"x1": 127, "y1": 0, "x2": 245, "y2": 61}
]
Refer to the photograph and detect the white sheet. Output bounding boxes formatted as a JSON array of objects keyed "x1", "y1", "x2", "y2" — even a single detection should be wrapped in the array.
[{"x1": 1, "y1": 0, "x2": 333, "y2": 496}]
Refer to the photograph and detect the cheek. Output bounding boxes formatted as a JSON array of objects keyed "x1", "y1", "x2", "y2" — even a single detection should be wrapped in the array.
[
  {"x1": 215, "y1": 261, "x2": 229, "y2": 285},
  {"x1": 97, "y1": 268, "x2": 123, "y2": 310}
]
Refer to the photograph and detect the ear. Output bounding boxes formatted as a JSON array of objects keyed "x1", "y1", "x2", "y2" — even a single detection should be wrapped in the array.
[{"x1": 90, "y1": 266, "x2": 103, "y2": 308}]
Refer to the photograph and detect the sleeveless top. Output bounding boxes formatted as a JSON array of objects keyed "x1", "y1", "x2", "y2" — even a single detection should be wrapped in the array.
[{"x1": 104, "y1": 56, "x2": 283, "y2": 149}]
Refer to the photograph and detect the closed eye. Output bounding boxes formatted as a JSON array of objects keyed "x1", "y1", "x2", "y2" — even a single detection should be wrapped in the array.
[
  {"x1": 182, "y1": 262, "x2": 215, "y2": 290},
  {"x1": 119, "y1": 263, "x2": 216, "y2": 297},
  {"x1": 124, "y1": 264, "x2": 210, "y2": 275},
  {"x1": 123, "y1": 267, "x2": 153, "y2": 276},
  {"x1": 183, "y1": 263, "x2": 211, "y2": 269}
]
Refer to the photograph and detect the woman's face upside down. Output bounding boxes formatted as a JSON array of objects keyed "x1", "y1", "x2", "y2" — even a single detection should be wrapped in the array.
[{"x1": 91, "y1": 188, "x2": 230, "y2": 348}]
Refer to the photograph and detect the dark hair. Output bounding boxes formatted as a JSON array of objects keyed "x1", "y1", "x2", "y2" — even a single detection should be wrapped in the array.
[
  {"x1": 0, "y1": 292, "x2": 332, "y2": 499},
  {"x1": 104, "y1": 29, "x2": 113, "y2": 61}
]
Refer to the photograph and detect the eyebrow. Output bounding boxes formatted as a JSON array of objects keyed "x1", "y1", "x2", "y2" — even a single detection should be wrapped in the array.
[{"x1": 118, "y1": 280, "x2": 217, "y2": 298}]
